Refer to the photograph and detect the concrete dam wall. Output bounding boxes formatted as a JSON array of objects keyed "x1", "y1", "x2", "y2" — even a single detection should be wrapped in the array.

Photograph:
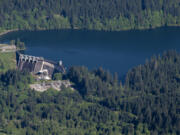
[{"x1": 17, "y1": 53, "x2": 65, "y2": 78}]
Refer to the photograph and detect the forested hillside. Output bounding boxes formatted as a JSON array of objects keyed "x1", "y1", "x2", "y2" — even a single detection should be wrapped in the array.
[
  {"x1": 0, "y1": 51, "x2": 179, "y2": 135},
  {"x1": 0, "y1": 0, "x2": 180, "y2": 32}
]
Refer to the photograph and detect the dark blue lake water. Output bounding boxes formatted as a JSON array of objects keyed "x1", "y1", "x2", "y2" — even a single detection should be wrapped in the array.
[{"x1": 0, "y1": 27, "x2": 180, "y2": 77}]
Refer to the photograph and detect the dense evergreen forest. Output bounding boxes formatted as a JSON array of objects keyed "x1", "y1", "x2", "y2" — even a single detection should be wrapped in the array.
[
  {"x1": 0, "y1": 50, "x2": 179, "y2": 135},
  {"x1": 0, "y1": 0, "x2": 180, "y2": 32}
]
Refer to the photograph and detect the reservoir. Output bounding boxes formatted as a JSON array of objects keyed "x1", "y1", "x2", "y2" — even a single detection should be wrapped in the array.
[{"x1": 0, "y1": 27, "x2": 180, "y2": 77}]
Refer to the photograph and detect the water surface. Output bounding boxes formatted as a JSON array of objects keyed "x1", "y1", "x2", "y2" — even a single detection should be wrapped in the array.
[{"x1": 0, "y1": 27, "x2": 180, "y2": 77}]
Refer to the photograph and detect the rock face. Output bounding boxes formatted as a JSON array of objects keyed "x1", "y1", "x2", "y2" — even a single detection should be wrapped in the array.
[
  {"x1": 30, "y1": 80, "x2": 72, "y2": 92},
  {"x1": 17, "y1": 53, "x2": 65, "y2": 79}
]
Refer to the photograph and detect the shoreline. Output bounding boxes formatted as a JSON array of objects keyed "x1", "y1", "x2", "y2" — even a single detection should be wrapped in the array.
[
  {"x1": 0, "y1": 25, "x2": 180, "y2": 37},
  {"x1": 0, "y1": 29, "x2": 18, "y2": 37}
]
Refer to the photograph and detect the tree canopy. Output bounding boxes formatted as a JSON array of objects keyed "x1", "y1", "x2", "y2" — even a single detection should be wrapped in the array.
[
  {"x1": 0, "y1": 0, "x2": 180, "y2": 31},
  {"x1": 0, "y1": 50, "x2": 179, "y2": 135}
]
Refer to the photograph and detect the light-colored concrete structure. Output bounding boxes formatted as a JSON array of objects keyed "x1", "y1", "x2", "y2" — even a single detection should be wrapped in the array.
[
  {"x1": 0, "y1": 44, "x2": 16, "y2": 52},
  {"x1": 17, "y1": 53, "x2": 66, "y2": 79}
]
